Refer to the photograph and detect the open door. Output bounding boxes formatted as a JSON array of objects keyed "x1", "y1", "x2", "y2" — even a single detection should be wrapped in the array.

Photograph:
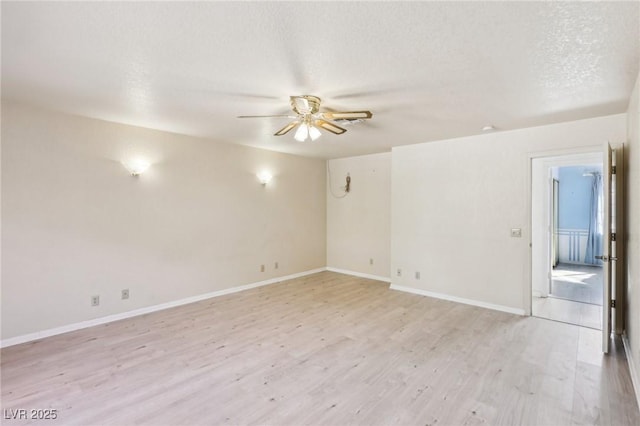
[
  {"x1": 613, "y1": 146, "x2": 626, "y2": 336},
  {"x1": 600, "y1": 143, "x2": 614, "y2": 353}
]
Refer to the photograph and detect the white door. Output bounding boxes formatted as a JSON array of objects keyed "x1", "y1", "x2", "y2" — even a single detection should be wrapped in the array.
[
  {"x1": 600, "y1": 143, "x2": 614, "y2": 353},
  {"x1": 612, "y1": 146, "x2": 625, "y2": 336}
]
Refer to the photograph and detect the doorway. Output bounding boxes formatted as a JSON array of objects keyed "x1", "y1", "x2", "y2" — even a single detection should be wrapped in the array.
[{"x1": 531, "y1": 153, "x2": 604, "y2": 330}]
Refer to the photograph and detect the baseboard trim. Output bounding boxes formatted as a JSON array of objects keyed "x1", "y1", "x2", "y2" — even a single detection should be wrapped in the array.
[
  {"x1": 0, "y1": 268, "x2": 326, "y2": 348},
  {"x1": 622, "y1": 332, "x2": 640, "y2": 410},
  {"x1": 389, "y1": 284, "x2": 525, "y2": 316},
  {"x1": 325, "y1": 267, "x2": 390, "y2": 283}
]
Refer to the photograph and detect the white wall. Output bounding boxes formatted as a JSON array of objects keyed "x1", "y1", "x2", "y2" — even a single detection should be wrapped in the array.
[
  {"x1": 625, "y1": 71, "x2": 640, "y2": 397},
  {"x1": 1, "y1": 102, "x2": 327, "y2": 339},
  {"x1": 391, "y1": 114, "x2": 626, "y2": 313},
  {"x1": 326, "y1": 153, "x2": 391, "y2": 280}
]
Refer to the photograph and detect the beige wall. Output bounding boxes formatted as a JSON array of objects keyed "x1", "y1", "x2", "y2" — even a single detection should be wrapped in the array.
[
  {"x1": 326, "y1": 153, "x2": 391, "y2": 280},
  {"x1": 391, "y1": 114, "x2": 626, "y2": 312},
  {"x1": 1, "y1": 102, "x2": 326, "y2": 339},
  {"x1": 626, "y1": 71, "x2": 640, "y2": 391},
  {"x1": 2, "y1": 96, "x2": 636, "y2": 356}
]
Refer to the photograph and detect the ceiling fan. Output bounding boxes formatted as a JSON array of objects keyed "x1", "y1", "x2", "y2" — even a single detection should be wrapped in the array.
[{"x1": 238, "y1": 95, "x2": 373, "y2": 142}]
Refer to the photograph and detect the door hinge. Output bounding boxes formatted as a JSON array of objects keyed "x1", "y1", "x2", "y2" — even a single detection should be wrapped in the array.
[
  {"x1": 611, "y1": 232, "x2": 617, "y2": 242},
  {"x1": 611, "y1": 300, "x2": 616, "y2": 308},
  {"x1": 612, "y1": 165, "x2": 617, "y2": 175}
]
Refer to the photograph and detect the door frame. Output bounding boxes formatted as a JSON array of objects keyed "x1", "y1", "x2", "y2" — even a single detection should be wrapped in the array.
[
  {"x1": 526, "y1": 146, "x2": 604, "y2": 317},
  {"x1": 551, "y1": 178, "x2": 559, "y2": 271}
]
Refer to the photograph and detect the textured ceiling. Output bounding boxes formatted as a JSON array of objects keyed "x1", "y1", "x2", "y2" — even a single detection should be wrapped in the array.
[{"x1": 2, "y1": 2, "x2": 639, "y2": 159}]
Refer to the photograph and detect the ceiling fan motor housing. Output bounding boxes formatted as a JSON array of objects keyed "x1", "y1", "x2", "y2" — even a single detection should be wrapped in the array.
[{"x1": 290, "y1": 95, "x2": 321, "y2": 115}]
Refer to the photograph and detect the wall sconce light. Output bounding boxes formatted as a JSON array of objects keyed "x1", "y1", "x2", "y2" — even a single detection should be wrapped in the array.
[
  {"x1": 123, "y1": 158, "x2": 151, "y2": 176},
  {"x1": 257, "y1": 171, "x2": 273, "y2": 186}
]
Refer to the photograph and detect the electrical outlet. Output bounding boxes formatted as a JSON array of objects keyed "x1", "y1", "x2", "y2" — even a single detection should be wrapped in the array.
[
  {"x1": 121, "y1": 289, "x2": 129, "y2": 300},
  {"x1": 511, "y1": 228, "x2": 522, "y2": 238},
  {"x1": 274, "y1": 262, "x2": 279, "y2": 269},
  {"x1": 91, "y1": 295, "x2": 100, "y2": 306},
  {"x1": 397, "y1": 269, "x2": 402, "y2": 277},
  {"x1": 369, "y1": 258, "x2": 374, "y2": 265},
  {"x1": 260, "y1": 264, "x2": 265, "y2": 272},
  {"x1": 415, "y1": 271, "x2": 421, "y2": 280}
]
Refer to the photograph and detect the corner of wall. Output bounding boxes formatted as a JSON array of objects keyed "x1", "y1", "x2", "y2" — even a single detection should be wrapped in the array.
[{"x1": 326, "y1": 153, "x2": 392, "y2": 279}]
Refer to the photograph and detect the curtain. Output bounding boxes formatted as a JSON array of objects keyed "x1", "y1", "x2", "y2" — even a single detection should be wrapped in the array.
[{"x1": 584, "y1": 173, "x2": 603, "y2": 265}]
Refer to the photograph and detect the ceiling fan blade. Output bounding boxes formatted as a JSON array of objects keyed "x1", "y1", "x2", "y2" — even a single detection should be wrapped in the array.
[
  {"x1": 315, "y1": 119, "x2": 347, "y2": 135},
  {"x1": 220, "y1": 92, "x2": 280, "y2": 101},
  {"x1": 274, "y1": 121, "x2": 300, "y2": 136},
  {"x1": 322, "y1": 111, "x2": 373, "y2": 120},
  {"x1": 237, "y1": 115, "x2": 295, "y2": 118}
]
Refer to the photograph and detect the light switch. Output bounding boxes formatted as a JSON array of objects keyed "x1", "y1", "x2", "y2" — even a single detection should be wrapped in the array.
[{"x1": 511, "y1": 228, "x2": 522, "y2": 238}]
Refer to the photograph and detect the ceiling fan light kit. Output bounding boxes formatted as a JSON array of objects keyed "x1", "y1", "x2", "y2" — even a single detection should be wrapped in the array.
[
  {"x1": 238, "y1": 95, "x2": 373, "y2": 142},
  {"x1": 294, "y1": 121, "x2": 322, "y2": 142}
]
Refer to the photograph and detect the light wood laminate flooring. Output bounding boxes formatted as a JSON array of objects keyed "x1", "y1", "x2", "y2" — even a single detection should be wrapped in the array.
[
  {"x1": 533, "y1": 263, "x2": 603, "y2": 329},
  {"x1": 2, "y1": 272, "x2": 638, "y2": 425},
  {"x1": 532, "y1": 296, "x2": 602, "y2": 330}
]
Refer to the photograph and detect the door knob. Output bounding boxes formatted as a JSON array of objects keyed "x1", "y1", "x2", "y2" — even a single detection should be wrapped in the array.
[{"x1": 596, "y1": 255, "x2": 609, "y2": 261}]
